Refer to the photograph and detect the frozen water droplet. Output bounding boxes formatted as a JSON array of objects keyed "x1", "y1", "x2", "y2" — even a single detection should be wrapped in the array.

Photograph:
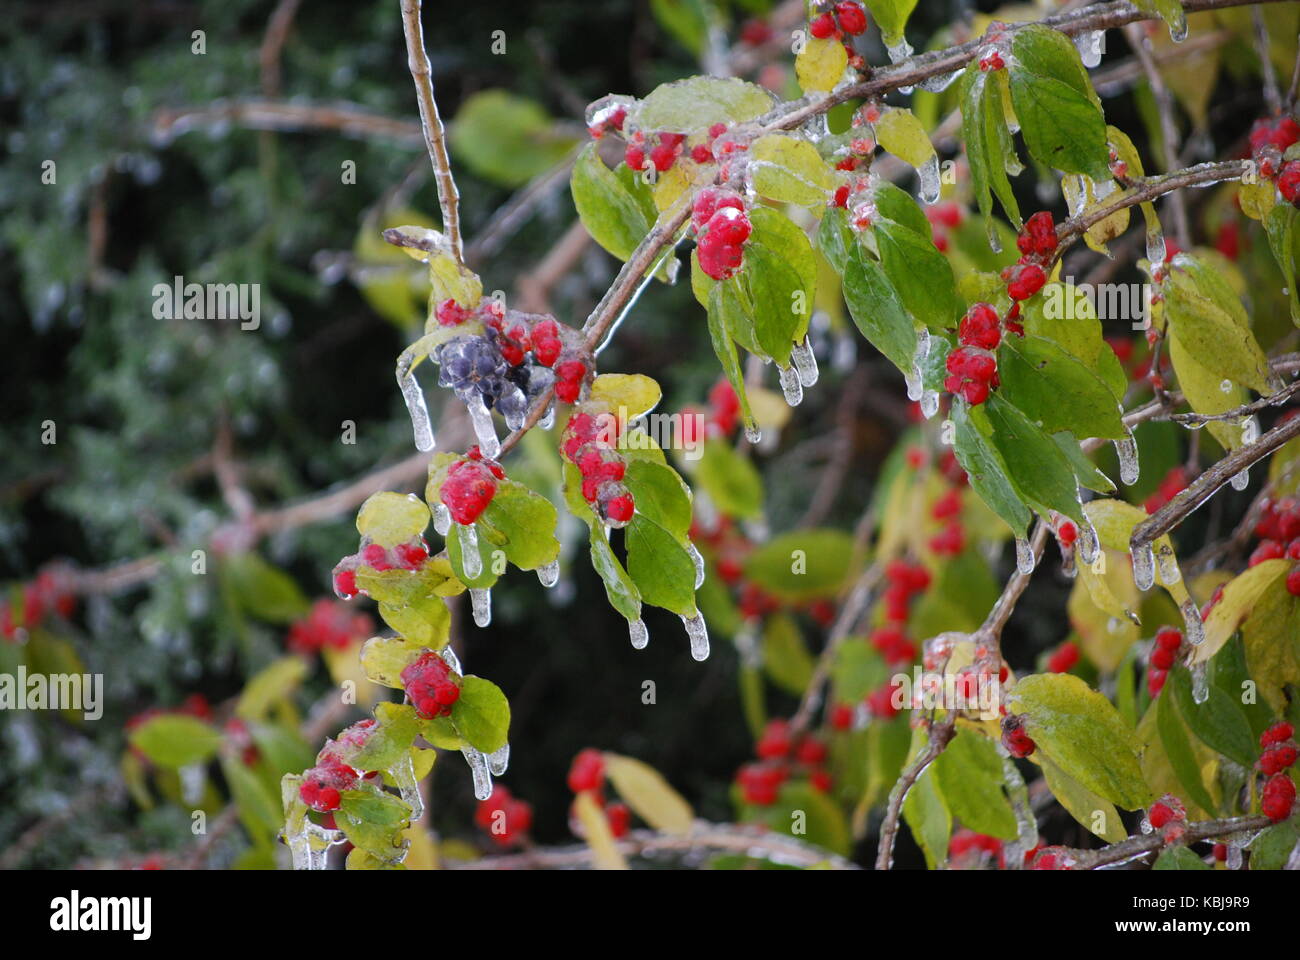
[
  {"x1": 1132, "y1": 541, "x2": 1156, "y2": 591},
  {"x1": 1014, "y1": 537, "x2": 1036, "y2": 575},
  {"x1": 629, "y1": 617, "x2": 649, "y2": 650},
  {"x1": 1230, "y1": 467, "x2": 1250, "y2": 491},
  {"x1": 1191, "y1": 661, "x2": 1209, "y2": 703},
  {"x1": 1220, "y1": 378, "x2": 1233, "y2": 394},
  {"x1": 778, "y1": 364, "x2": 803, "y2": 406},
  {"x1": 1115, "y1": 435, "x2": 1140, "y2": 486},
  {"x1": 886, "y1": 38, "x2": 913, "y2": 63},
  {"x1": 457, "y1": 522, "x2": 482, "y2": 579},
  {"x1": 681, "y1": 612, "x2": 709, "y2": 661},
  {"x1": 1227, "y1": 843, "x2": 1243, "y2": 871},
  {"x1": 487, "y1": 743, "x2": 510, "y2": 776},
  {"x1": 1145, "y1": 231, "x2": 1166, "y2": 266},
  {"x1": 918, "y1": 154, "x2": 941, "y2": 204},
  {"x1": 469, "y1": 587, "x2": 492, "y2": 627},
  {"x1": 921, "y1": 390, "x2": 939, "y2": 419},
  {"x1": 180, "y1": 763, "x2": 205, "y2": 806},
  {"x1": 1078, "y1": 521, "x2": 1100, "y2": 566},
  {"x1": 465, "y1": 392, "x2": 500, "y2": 459},
  {"x1": 792, "y1": 338, "x2": 819, "y2": 387},
  {"x1": 1075, "y1": 30, "x2": 1105, "y2": 68},
  {"x1": 687, "y1": 542, "x2": 706, "y2": 589},
  {"x1": 539, "y1": 401, "x2": 556, "y2": 430},
  {"x1": 1167, "y1": 10, "x2": 1188, "y2": 42},
  {"x1": 537, "y1": 559, "x2": 560, "y2": 588},
  {"x1": 1140, "y1": 815, "x2": 1154, "y2": 835},
  {"x1": 439, "y1": 645, "x2": 463, "y2": 674},
  {"x1": 1156, "y1": 545, "x2": 1181, "y2": 585},
  {"x1": 743, "y1": 422, "x2": 763, "y2": 444},
  {"x1": 1180, "y1": 595, "x2": 1206, "y2": 647},
  {"x1": 433, "y1": 503, "x2": 451, "y2": 536},
  {"x1": 397, "y1": 365, "x2": 435, "y2": 452},
  {"x1": 503, "y1": 387, "x2": 527, "y2": 432},
  {"x1": 905, "y1": 366, "x2": 923, "y2": 402},
  {"x1": 461, "y1": 746, "x2": 493, "y2": 800}
]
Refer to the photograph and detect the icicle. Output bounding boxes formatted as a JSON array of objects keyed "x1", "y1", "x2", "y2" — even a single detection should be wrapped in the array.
[
  {"x1": 917, "y1": 154, "x2": 941, "y2": 204},
  {"x1": 687, "y1": 542, "x2": 706, "y2": 589},
  {"x1": 778, "y1": 364, "x2": 804, "y2": 406},
  {"x1": 920, "y1": 390, "x2": 940, "y2": 419},
  {"x1": 457, "y1": 522, "x2": 482, "y2": 579},
  {"x1": 1132, "y1": 541, "x2": 1156, "y2": 591},
  {"x1": 1180, "y1": 595, "x2": 1206, "y2": 647},
  {"x1": 1191, "y1": 661, "x2": 1209, "y2": 704},
  {"x1": 791, "y1": 337, "x2": 819, "y2": 387},
  {"x1": 487, "y1": 743, "x2": 510, "y2": 777},
  {"x1": 536, "y1": 559, "x2": 560, "y2": 588},
  {"x1": 1227, "y1": 841, "x2": 1244, "y2": 871},
  {"x1": 1115, "y1": 434, "x2": 1140, "y2": 486},
  {"x1": 1078, "y1": 521, "x2": 1100, "y2": 566},
  {"x1": 465, "y1": 392, "x2": 500, "y2": 459},
  {"x1": 469, "y1": 587, "x2": 492, "y2": 627},
  {"x1": 1165, "y1": 9, "x2": 1188, "y2": 42},
  {"x1": 397, "y1": 363, "x2": 435, "y2": 452},
  {"x1": 1074, "y1": 30, "x2": 1105, "y2": 68},
  {"x1": 433, "y1": 503, "x2": 451, "y2": 536},
  {"x1": 502, "y1": 387, "x2": 527, "y2": 432},
  {"x1": 1014, "y1": 537, "x2": 1036, "y2": 575},
  {"x1": 743, "y1": 422, "x2": 763, "y2": 444},
  {"x1": 538, "y1": 401, "x2": 556, "y2": 430},
  {"x1": 1145, "y1": 230, "x2": 1167, "y2": 265},
  {"x1": 917, "y1": 68, "x2": 961, "y2": 94},
  {"x1": 388, "y1": 750, "x2": 424, "y2": 821},
  {"x1": 629, "y1": 617, "x2": 649, "y2": 650},
  {"x1": 904, "y1": 366, "x2": 923, "y2": 402},
  {"x1": 461, "y1": 746, "x2": 493, "y2": 800},
  {"x1": 286, "y1": 820, "x2": 345, "y2": 871},
  {"x1": 1156, "y1": 544, "x2": 1182, "y2": 585},
  {"x1": 1230, "y1": 468, "x2": 1250, "y2": 491},
  {"x1": 1061, "y1": 549, "x2": 1077, "y2": 579},
  {"x1": 681, "y1": 612, "x2": 710, "y2": 661}
]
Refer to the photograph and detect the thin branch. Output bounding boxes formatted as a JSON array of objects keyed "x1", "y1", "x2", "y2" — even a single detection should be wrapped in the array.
[
  {"x1": 1123, "y1": 22, "x2": 1191, "y2": 247},
  {"x1": 1169, "y1": 378, "x2": 1300, "y2": 424},
  {"x1": 399, "y1": 0, "x2": 463, "y2": 265},
  {"x1": 1066, "y1": 814, "x2": 1270, "y2": 869},
  {"x1": 1252, "y1": 5, "x2": 1283, "y2": 115},
  {"x1": 151, "y1": 100, "x2": 424, "y2": 145},
  {"x1": 259, "y1": 0, "x2": 303, "y2": 99},
  {"x1": 875, "y1": 718, "x2": 956, "y2": 870}
]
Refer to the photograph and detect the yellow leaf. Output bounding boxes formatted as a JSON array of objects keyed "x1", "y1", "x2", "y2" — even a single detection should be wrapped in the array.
[
  {"x1": 603, "y1": 752, "x2": 694, "y2": 835},
  {"x1": 795, "y1": 36, "x2": 848, "y2": 94},
  {"x1": 589, "y1": 373, "x2": 662, "y2": 421},
  {"x1": 1190, "y1": 558, "x2": 1290, "y2": 664},
  {"x1": 356, "y1": 491, "x2": 431, "y2": 548},
  {"x1": 574, "y1": 789, "x2": 628, "y2": 869},
  {"x1": 875, "y1": 107, "x2": 935, "y2": 170}
]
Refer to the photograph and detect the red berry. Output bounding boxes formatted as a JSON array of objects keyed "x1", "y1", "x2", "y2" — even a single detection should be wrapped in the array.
[
  {"x1": 1001, "y1": 716, "x2": 1035, "y2": 758},
  {"x1": 1287, "y1": 566, "x2": 1300, "y2": 596},
  {"x1": 1046, "y1": 641, "x2": 1079, "y2": 674},
  {"x1": 1006, "y1": 263, "x2": 1047, "y2": 301},
  {"x1": 333, "y1": 569, "x2": 357, "y2": 598},
  {"x1": 1024, "y1": 211, "x2": 1057, "y2": 256},
  {"x1": 960, "y1": 379, "x2": 990, "y2": 405},
  {"x1": 1279, "y1": 161, "x2": 1300, "y2": 207},
  {"x1": 604, "y1": 493, "x2": 635, "y2": 523},
  {"x1": 625, "y1": 145, "x2": 646, "y2": 171},
  {"x1": 649, "y1": 143, "x2": 677, "y2": 172},
  {"x1": 401, "y1": 651, "x2": 459, "y2": 718},
  {"x1": 1213, "y1": 843, "x2": 1228, "y2": 862},
  {"x1": 1057, "y1": 520, "x2": 1078, "y2": 548},
  {"x1": 362, "y1": 543, "x2": 391, "y2": 571},
  {"x1": 809, "y1": 769, "x2": 833, "y2": 793},
  {"x1": 1260, "y1": 744, "x2": 1298, "y2": 776},
  {"x1": 829, "y1": 703, "x2": 854, "y2": 731},
  {"x1": 796, "y1": 737, "x2": 828, "y2": 765},
  {"x1": 440, "y1": 460, "x2": 497, "y2": 526},
  {"x1": 697, "y1": 238, "x2": 745, "y2": 280},
  {"x1": 395, "y1": 541, "x2": 429, "y2": 570},
  {"x1": 1261, "y1": 774, "x2": 1296, "y2": 822},
  {"x1": 932, "y1": 489, "x2": 963, "y2": 520},
  {"x1": 757, "y1": 719, "x2": 792, "y2": 759},
  {"x1": 606, "y1": 801, "x2": 632, "y2": 838},
  {"x1": 834, "y1": 1, "x2": 868, "y2": 35},
  {"x1": 1151, "y1": 645, "x2": 1177, "y2": 671},
  {"x1": 691, "y1": 144, "x2": 713, "y2": 164},
  {"x1": 1155, "y1": 626, "x2": 1183, "y2": 651},
  {"x1": 1148, "y1": 667, "x2": 1168, "y2": 697},
  {"x1": 568, "y1": 748, "x2": 606, "y2": 793},
  {"x1": 1250, "y1": 540, "x2": 1286, "y2": 567},
  {"x1": 705, "y1": 206, "x2": 752, "y2": 245},
  {"x1": 832, "y1": 184, "x2": 850, "y2": 208},
  {"x1": 1262, "y1": 722, "x2": 1296, "y2": 747},
  {"x1": 958, "y1": 303, "x2": 1001, "y2": 350},
  {"x1": 809, "y1": 12, "x2": 837, "y2": 39},
  {"x1": 1148, "y1": 795, "x2": 1185, "y2": 829}
]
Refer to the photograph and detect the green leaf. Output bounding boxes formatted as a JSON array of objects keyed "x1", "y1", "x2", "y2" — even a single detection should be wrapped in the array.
[
  {"x1": 705, "y1": 279, "x2": 759, "y2": 438},
  {"x1": 816, "y1": 205, "x2": 855, "y2": 275},
  {"x1": 1164, "y1": 256, "x2": 1273, "y2": 393},
  {"x1": 1054, "y1": 432, "x2": 1117, "y2": 494},
  {"x1": 901, "y1": 729, "x2": 951, "y2": 867},
  {"x1": 1009, "y1": 673, "x2": 1152, "y2": 810},
  {"x1": 997, "y1": 335, "x2": 1127, "y2": 439},
  {"x1": 1008, "y1": 25, "x2": 1109, "y2": 179},
  {"x1": 355, "y1": 491, "x2": 429, "y2": 548},
  {"x1": 1025, "y1": 283, "x2": 1127, "y2": 401},
  {"x1": 1040, "y1": 754, "x2": 1127, "y2": 842},
  {"x1": 571, "y1": 143, "x2": 657, "y2": 267},
  {"x1": 694, "y1": 437, "x2": 763, "y2": 520},
  {"x1": 874, "y1": 218, "x2": 959, "y2": 332},
  {"x1": 222, "y1": 552, "x2": 309, "y2": 624},
  {"x1": 1167, "y1": 666, "x2": 1257, "y2": 769},
  {"x1": 742, "y1": 528, "x2": 856, "y2": 602},
  {"x1": 337, "y1": 788, "x2": 411, "y2": 863},
  {"x1": 236, "y1": 656, "x2": 309, "y2": 721},
  {"x1": 762, "y1": 614, "x2": 815, "y2": 695},
  {"x1": 450, "y1": 90, "x2": 577, "y2": 187},
  {"x1": 1240, "y1": 575, "x2": 1300, "y2": 713},
  {"x1": 875, "y1": 107, "x2": 935, "y2": 170},
  {"x1": 842, "y1": 244, "x2": 918, "y2": 376},
  {"x1": 795, "y1": 36, "x2": 849, "y2": 94},
  {"x1": 359, "y1": 635, "x2": 427, "y2": 689},
  {"x1": 1264, "y1": 204, "x2": 1300, "y2": 324},
  {"x1": 623, "y1": 459, "x2": 693, "y2": 540},
  {"x1": 1247, "y1": 819, "x2": 1300, "y2": 870},
  {"x1": 951, "y1": 401, "x2": 1032, "y2": 537},
  {"x1": 865, "y1": 0, "x2": 918, "y2": 46},
  {"x1": 1168, "y1": 329, "x2": 1249, "y2": 452},
  {"x1": 348, "y1": 702, "x2": 421, "y2": 773},
  {"x1": 1153, "y1": 846, "x2": 1211, "y2": 870},
  {"x1": 480, "y1": 479, "x2": 560, "y2": 571},
  {"x1": 980, "y1": 394, "x2": 1085, "y2": 524},
  {"x1": 450, "y1": 676, "x2": 511, "y2": 753},
  {"x1": 636, "y1": 76, "x2": 775, "y2": 133},
  {"x1": 762, "y1": 781, "x2": 851, "y2": 857},
  {"x1": 750, "y1": 134, "x2": 835, "y2": 207},
  {"x1": 223, "y1": 754, "x2": 282, "y2": 838},
  {"x1": 129, "y1": 714, "x2": 222, "y2": 769},
  {"x1": 741, "y1": 246, "x2": 810, "y2": 367},
  {"x1": 1156, "y1": 679, "x2": 1218, "y2": 816},
  {"x1": 931, "y1": 731, "x2": 1018, "y2": 840},
  {"x1": 626, "y1": 514, "x2": 698, "y2": 616}
]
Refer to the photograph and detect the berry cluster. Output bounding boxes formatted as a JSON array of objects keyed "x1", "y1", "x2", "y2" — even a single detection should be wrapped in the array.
[
  {"x1": 1249, "y1": 494, "x2": 1300, "y2": 596},
  {"x1": 693, "y1": 188, "x2": 753, "y2": 281},
  {"x1": 1000, "y1": 713, "x2": 1036, "y2": 758},
  {"x1": 1147, "y1": 626, "x2": 1183, "y2": 696},
  {"x1": 1147, "y1": 794, "x2": 1187, "y2": 837},
  {"x1": 809, "y1": 1, "x2": 868, "y2": 40},
  {"x1": 299, "y1": 753, "x2": 360, "y2": 814},
  {"x1": 287, "y1": 598, "x2": 374, "y2": 655},
  {"x1": 1005, "y1": 211, "x2": 1055, "y2": 299},
  {"x1": 679, "y1": 377, "x2": 742, "y2": 445},
  {"x1": 739, "y1": 17, "x2": 774, "y2": 47},
  {"x1": 474, "y1": 785, "x2": 534, "y2": 848},
  {"x1": 1, "y1": 565, "x2": 76, "y2": 641},
  {"x1": 945, "y1": 303, "x2": 1004, "y2": 405},
  {"x1": 561, "y1": 410, "x2": 635, "y2": 525},
  {"x1": 976, "y1": 23, "x2": 1010, "y2": 72},
  {"x1": 1247, "y1": 113, "x2": 1300, "y2": 202},
  {"x1": 440, "y1": 448, "x2": 504, "y2": 526},
  {"x1": 737, "y1": 719, "x2": 832, "y2": 806},
  {"x1": 332, "y1": 504, "x2": 444, "y2": 600},
  {"x1": 566, "y1": 748, "x2": 633, "y2": 838},
  {"x1": 400, "y1": 651, "x2": 461, "y2": 719},
  {"x1": 1259, "y1": 721, "x2": 1297, "y2": 823}
]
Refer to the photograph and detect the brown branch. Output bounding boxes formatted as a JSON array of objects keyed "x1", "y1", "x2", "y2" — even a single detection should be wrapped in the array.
[
  {"x1": 1123, "y1": 22, "x2": 1191, "y2": 247},
  {"x1": 1066, "y1": 814, "x2": 1270, "y2": 869},
  {"x1": 1252, "y1": 6, "x2": 1283, "y2": 115},
  {"x1": 151, "y1": 100, "x2": 424, "y2": 145},
  {"x1": 875, "y1": 718, "x2": 956, "y2": 870},
  {"x1": 399, "y1": 0, "x2": 463, "y2": 265},
  {"x1": 1169, "y1": 378, "x2": 1300, "y2": 424},
  {"x1": 259, "y1": 0, "x2": 303, "y2": 99}
]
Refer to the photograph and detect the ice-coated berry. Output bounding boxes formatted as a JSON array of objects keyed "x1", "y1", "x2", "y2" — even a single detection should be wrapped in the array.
[
  {"x1": 441, "y1": 460, "x2": 497, "y2": 526},
  {"x1": 1262, "y1": 773, "x2": 1296, "y2": 822},
  {"x1": 958, "y1": 303, "x2": 1001, "y2": 350},
  {"x1": 1260, "y1": 743, "x2": 1298, "y2": 776},
  {"x1": 400, "y1": 651, "x2": 460, "y2": 719},
  {"x1": 1262, "y1": 722, "x2": 1295, "y2": 747},
  {"x1": 705, "y1": 206, "x2": 752, "y2": 245},
  {"x1": 835, "y1": 1, "x2": 868, "y2": 35},
  {"x1": 1001, "y1": 715, "x2": 1035, "y2": 758},
  {"x1": 1279, "y1": 161, "x2": 1300, "y2": 207},
  {"x1": 1006, "y1": 262, "x2": 1047, "y2": 301},
  {"x1": 809, "y1": 12, "x2": 837, "y2": 39}
]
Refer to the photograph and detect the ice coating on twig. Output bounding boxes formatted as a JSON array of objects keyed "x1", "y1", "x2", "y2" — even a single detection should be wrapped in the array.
[{"x1": 1146, "y1": 231, "x2": 1166, "y2": 266}]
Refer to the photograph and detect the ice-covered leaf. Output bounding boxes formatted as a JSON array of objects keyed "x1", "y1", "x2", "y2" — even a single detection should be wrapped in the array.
[
  {"x1": 1008, "y1": 25, "x2": 1109, "y2": 179},
  {"x1": 874, "y1": 218, "x2": 959, "y2": 333},
  {"x1": 1155, "y1": 678, "x2": 1218, "y2": 815},
  {"x1": 623, "y1": 459, "x2": 693, "y2": 540},
  {"x1": 1166, "y1": 666, "x2": 1256, "y2": 770},
  {"x1": 931, "y1": 730, "x2": 1018, "y2": 840},
  {"x1": 979, "y1": 395, "x2": 1085, "y2": 524},
  {"x1": 997, "y1": 335, "x2": 1127, "y2": 439},
  {"x1": 1040, "y1": 754, "x2": 1127, "y2": 842},
  {"x1": 1240, "y1": 573, "x2": 1300, "y2": 713},
  {"x1": 481, "y1": 479, "x2": 560, "y2": 572},
  {"x1": 795, "y1": 36, "x2": 848, "y2": 94},
  {"x1": 1164, "y1": 256, "x2": 1272, "y2": 393},
  {"x1": 951, "y1": 401, "x2": 1032, "y2": 538},
  {"x1": 356, "y1": 492, "x2": 429, "y2": 548},
  {"x1": 626, "y1": 514, "x2": 698, "y2": 616},
  {"x1": 348, "y1": 702, "x2": 421, "y2": 773},
  {"x1": 636, "y1": 76, "x2": 775, "y2": 132},
  {"x1": 865, "y1": 0, "x2": 918, "y2": 46},
  {"x1": 842, "y1": 244, "x2": 917, "y2": 376},
  {"x1": 450, "y1": 675, "x2": 510, "y2": 754},
  {"x1": 359, "y1": 635, "x2": 428, "y2": 689},
  {"x1": 1191, "y1": 559, "x2": 1288, "y2": 665},
  {"x1": 589, "y1": 373, "x2": 661, "y2": 421},
  {"x1": 571, "y1": 143, "x2": 661, "y2": 270},
  {"x1": 750, "y1": 134, "x2": 835, "y2": 208},
  {"x1": 875, "y1": 107, "x2": 935, "y2": 169}
]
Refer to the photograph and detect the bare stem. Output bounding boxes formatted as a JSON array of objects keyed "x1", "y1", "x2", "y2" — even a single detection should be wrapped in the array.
[
  {"x1": 399, "y1": 0, "x2": 463, "y2": 265},
  {"x1": 875, "y1": 719, "x2": 956, "y2": 870},
  {"x1": 1068, "y1": 814, "x2": 1270, "y2": 869}
]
